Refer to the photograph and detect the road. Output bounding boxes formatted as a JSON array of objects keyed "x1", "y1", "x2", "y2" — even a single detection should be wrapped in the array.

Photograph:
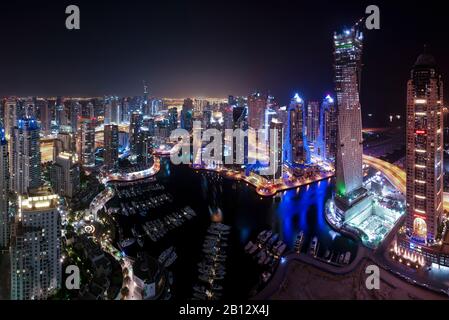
[{"x1": 362, "y1": 154, "x2": 449, "y2": 210}]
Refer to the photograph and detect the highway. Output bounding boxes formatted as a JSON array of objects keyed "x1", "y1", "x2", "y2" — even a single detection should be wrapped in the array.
[{"x1": 362, "y1": 154, "x2": 449, "y2": 211}]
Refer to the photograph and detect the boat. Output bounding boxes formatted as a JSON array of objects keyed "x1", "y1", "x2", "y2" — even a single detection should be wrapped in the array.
[
  {"x1": 294, "y1": 231, "x2": 305, "y2": 253},
  {"x1": 309, "y1": 236, "x2": 318, "y2": 256},
  {"x1": 158, "y1": 246, "x2": 174, "y2": 265},
  {"x1": 276, "y1": 243, "x2": 287, "y2": 256},
  {"x1": 267, "y1": 233, "x2": 279, "y2": 248},
  {"x1": 164, "y1": 251, "x2": 178, "y2": 268},
  {"x1": 137, "y1": 236, "x2": 145, "y2": 247},
  {"x1": 244, "y1": 241, "x2": 255, "y2": 252},
  {"x1": 257, "y1": 230, "x2": 273, "y2": 244},
  {"x1": 343, "y1": 251, "x2": 351, "y2": 264},
  {"x1": 119, "y1": 238, "x2": 135, "y2": 248}
]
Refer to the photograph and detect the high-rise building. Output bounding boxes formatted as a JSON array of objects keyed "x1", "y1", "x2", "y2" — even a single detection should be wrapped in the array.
[
  {"x1": 104, "y1": 124, "x2": 119, "y2": 169},
  {"x1": 77, "y1": 118, "x2": 96, "y2": 167},
  {"x1": 4, "y1": 98, "x2": 20, "y2": 139},
  {"x1": 181, "y1": 98, "x2": 194, "y2": 132},
  {"x1": 334, "y1": 26, "x2": 364, "y2": 200},
  {"x1": 306, "y1": 101, "x2": 320, "y2": 151},
  {"x1": 129, "y1": 111, "x2": 143, "y2": 154},
  {"x1": 51, "y1": 152, "x2": 80, "y2": 199},
  {"x1": 316, "y1": 95, "x2": 337, "y2": 161},
  {"x1": 248, "y1": 91, "x2": 266, "y2": 130},
  {"x1": 285, "y1": 94, "x2": 307, "y2": 164},
  {"x1": 268, "y1": 119, "x2": 283, "y2": 180},
  {"x1": 10, "y1": 187, "x2": 61, "y2": 300},
  {"x1": 37, "y1": 99, "x2": 51, "y2": 136},
  {"x1": 406, "y1": 51, "x2": 444, "y2": 243},
  {"x1": 168, "y1": 107, "x2": 178, "y2": 132},
  {"x1": 11, "y1": 117, "x2": 42, "y2": 194},
  {"x1": 0, "y1": 125, "x2": 9, "y2": 248}
]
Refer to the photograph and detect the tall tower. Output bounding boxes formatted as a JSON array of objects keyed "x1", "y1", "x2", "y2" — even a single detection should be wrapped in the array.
[
  {"x1": 334, "y1": 26, "x2": 364, "y2": 200},
  {"x1": 77, "y1": 118, "x2": 96, "y2": 167},
  {"x1": 247, "y1": 91, "x2": 266, "y2": 130},
  {"x1": 104, "y1": 124, "x2": 119, "y2": 169},
  {"x1": 11, "y1": 117, "x2": 42, "y2": 194},
  {"x1": 10, "y1": 187, "x2": 61, "y2": 300},
  {"x1": 285, "y1": 94, "x2": 307, "y2": 164},
  {"x1": 51, "y1": 152, "x2": 80, "y2": 199},
  {"x1": 0, "y1": 125, "x2": 9, "y2": 247},
  {"x1": 406, "y1": 50, "x2": 444, "y2": 244},
  {"x1": 129, "y1": 111, "x2": 143, "y2": 154},
  {"x1": 316, "y1": 95, "x2": 337, "y2": 162}
]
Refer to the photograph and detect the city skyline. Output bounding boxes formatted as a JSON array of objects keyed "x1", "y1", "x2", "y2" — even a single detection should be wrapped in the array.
[
  {"x1": 0, "y1": 0, "x2": 449, "y2": 306},
  {"x1": 0, "y1": 1, "x2": 449, "y2": 127}
]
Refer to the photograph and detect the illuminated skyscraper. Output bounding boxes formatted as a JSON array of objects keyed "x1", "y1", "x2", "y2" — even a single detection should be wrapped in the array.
[
  {"x1": 284, "y1": 94, "x2": 307, "y2": 164},
  {"x1": 406, "y1": 51, "x2": 444, "y2": 243},
  {"x1": 248, "y1": 91, "x2": 266, "y2": 130},
  {"x1": 37, "y1": 99, "x2": 51, "y2": 136},
  {"x1": 334, "y1": 26, "x2": 364, "y2": 200},
  {"x1": 77, "y1": 118, "x2": 96, "y2": 167},
  {"x1": 268, "y1": 119, "x2": 283, "y2": 180},
  {"x1": 51, "y1": 152, "x2": 79, "y2": 198},
  {"x1": 0, "y1": 125, "x2": 9, "y2": 247},
  {"x1": 316, "y1": 95, "x2": 337, "y2": 162},
  {"x1": 10, "y1": 187, "x2": 61, "y2": 300},
  {"x1": 129, "y1": 111, "x2": 143, "y2": 154},
  {"x1": 11, "y1": 117, "x2": 42, "y2": 194},
  {"x1": 104, "y1": 124, "x2": 119, "y2": 169},
  {"x1": 306, "y1": 101, "x2": 320, "y2": 150},
  {"x1": 181, "y1": 98, "x2": 194, "y2": 132}
]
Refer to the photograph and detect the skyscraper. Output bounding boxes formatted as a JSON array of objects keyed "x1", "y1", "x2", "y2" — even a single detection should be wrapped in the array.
[
  {"x1": 0, "y1": 125, "x2": 9, "y2": 248},
  {"x1": 316, "y1": 95, "x2": 337, "y2": 162},
  {"x1": 10, "y1": 187, "x2": 61, "y2": 300},
  {"x1": 268, "y1": 119, "x2": 283, "y2": 180},
  {"x1": 406, "y1": 51, "x2": 444, "y2": 243},
  {"x1": 129, "y1": 111, "x2": 143, "y2": 154},
  {"x1": 306, "y1": 100, "x2": 320, "y2": 150},
  {"x1": 247, "y1": 91, "x2": 266, "y2": 130},
  {"x1": 334, "y1": 26, "x2": 364, "y2": 201},
  {"x1": 37, "y1": 99, "x2": 51, "y2": 136},
  {"x1": 77, "y1": 118, "x2": 96, "y2": 167},
  {"x1": 285, "y1": 94, "x2": 307, "y2": 164},
  {"x1": 181, "y1": 98, "x2": 194, "y2": 132},
  {"x1": 11, "y1": 117, "x2": 42, "y2": 194},
  {"x1": 51, "y1": 152, "x2": 80, "y2": 199},
  {"x1": 104, "y1": 124, "x2": 119, "y2": 169}
]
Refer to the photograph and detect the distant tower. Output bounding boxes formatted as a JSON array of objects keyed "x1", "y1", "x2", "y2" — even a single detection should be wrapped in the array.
[
  {"x1": 334, "y1": 26, "x2": 364, "y2": 200},
  {"x1": 406, "y1": 50, "x2": 444, "y2": 243},
  {"x1": 306, "y1": 100, "x2": 320, "y2": 153},
  {"x1": 316, "y1": 95, "x2": 337, "y2": 162},
  {"x1": 180, "y1": 99, "x2": 194, "y2": 132},
  {"x1": 247, "y1": 91, "x2": 266, "y2": 130},
  {"x1": 77, "y1": 118, "x2": 96, "y2": 167},
  {"x1": 11, "y1": 117, "x2": 41, "y2": 194},
  {"x1": 285, "y1": 94, "x2": 307, "y2": 164},
  {"x1": 0, "y1": 125, "x2": 9, "y2": 247},
  {"x1": 51, "y1": 152, "x2": 80, "y2": 199},
  {"x1": 269, "y1": 119, "x2": 283, "y2": 180},
  {"x1": 104, "y1": 124, "x2": 119, "y2": 169},
  {"x1": 129, "y1": 111, "x2": 143, "y2": 154}
]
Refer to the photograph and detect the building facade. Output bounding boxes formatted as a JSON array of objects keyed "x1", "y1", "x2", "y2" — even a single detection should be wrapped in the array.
[{"x1": 406, "y1": 51, "x2": 444, "y2": 243}]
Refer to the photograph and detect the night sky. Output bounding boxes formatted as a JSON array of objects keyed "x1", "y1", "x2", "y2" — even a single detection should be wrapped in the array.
[{"x1": 0, "y1": 0, "x2": 448, "y2": 126}]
